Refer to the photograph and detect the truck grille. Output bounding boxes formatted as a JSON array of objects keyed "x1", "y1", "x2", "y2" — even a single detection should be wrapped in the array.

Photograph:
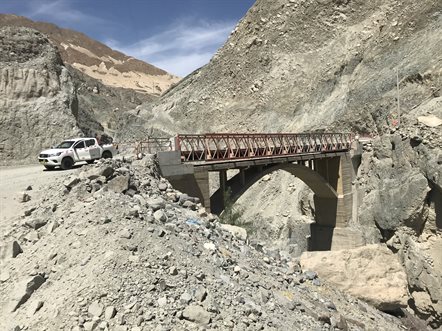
[{"x1": 39, "y1": 154, "x2": 49, "y2": 158}]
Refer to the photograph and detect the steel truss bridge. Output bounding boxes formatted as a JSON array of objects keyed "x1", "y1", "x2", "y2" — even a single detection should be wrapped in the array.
[
  {"x1": 151, "y1": 132, "x2": 360, "y2": 251},
  {"x1": 174, "y1": 133, "x2": 354, "y2": 162}
]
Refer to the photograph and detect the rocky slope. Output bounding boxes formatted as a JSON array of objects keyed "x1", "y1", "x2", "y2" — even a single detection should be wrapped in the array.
[
  {"x1": 66, "y1": 63, "x2": 155, "y2": 141},
  {"x1": 0, "y1": 156, "x2": 419, "y2": 331},
  {"x1": 0, "y1": 26, "x2": 85, "y2": 161},
  {"x1": 0, "y1": 14, "x2": 180, "y2": 95},
  {"x1": 142, "y1": 0, "x2": 442, "y2": 135},
  {"x1": 138, "y1": 0, "x2": 442, "y2": 328}
]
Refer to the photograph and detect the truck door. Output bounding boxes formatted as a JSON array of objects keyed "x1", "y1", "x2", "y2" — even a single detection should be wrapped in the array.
[
  {"x1": 86, "y1": 139, "x2": 100, "y2": 159},
  {"x1": 73, "y1": 141, "x2": 88, "y2": 161}
]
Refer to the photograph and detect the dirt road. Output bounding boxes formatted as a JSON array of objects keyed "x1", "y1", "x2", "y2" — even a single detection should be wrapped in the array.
[{"x1": 0, "y1": 164, "x2": 84, "y2": 235}]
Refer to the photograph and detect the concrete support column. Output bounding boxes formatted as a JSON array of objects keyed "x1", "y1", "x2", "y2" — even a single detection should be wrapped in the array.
[
  {"x1": 219, "y1": 170, "x2": 227, "y2": 194},
  {"x1": 239, "y1": 169, "x2": 246, "y2": 186},
  {"x1": 312, "y1": 154, "x2": 353, "y2": 227},
  {"x1": 218, "y1": 170, "x2": 227, "y2": 211},
  {"x1": 313, "y1": 196, "x2": 338, "y2": 227},
  {"x1": 335, "y1": 154, "x2": 353, "y2": 227},
  {"x1": 194, "y1": 170, "x2": 211, "y2": 210}
]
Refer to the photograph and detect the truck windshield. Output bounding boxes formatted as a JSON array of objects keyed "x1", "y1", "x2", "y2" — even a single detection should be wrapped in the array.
[{"x1": 56, "y1": 141, "x2": 75, "y2": 149}]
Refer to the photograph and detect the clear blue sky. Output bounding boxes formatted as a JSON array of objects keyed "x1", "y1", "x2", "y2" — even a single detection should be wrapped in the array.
[{"x1": 0, "y1": 0, "x2": 255, "y2": 76}]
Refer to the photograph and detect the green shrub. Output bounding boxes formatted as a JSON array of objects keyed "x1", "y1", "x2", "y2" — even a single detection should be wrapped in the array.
[{"x1": 219, "y1": 187, "x2": 255, "y2": 234}]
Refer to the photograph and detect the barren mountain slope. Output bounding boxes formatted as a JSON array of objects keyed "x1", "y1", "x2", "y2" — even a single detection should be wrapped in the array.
[
  {"x1": 0, "y1": 14, "x2": 180, "y2": 95},
  {"x1": 141, "y1": 0, "x2": 442, "y2": 328},
  {"x1": 66, "y1": 63, "x2": 156, "y2": 141},
  {"x1": 0, "y1": 26, "x2": 85, "y2": 162},
  {"x1": 143, "y1": 0, "x2": 441, "y2": 134}
]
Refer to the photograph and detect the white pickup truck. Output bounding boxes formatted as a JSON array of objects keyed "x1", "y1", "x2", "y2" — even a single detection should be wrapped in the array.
[{"x1": 38, "y1": 138, "x2": 117, "y2": 170}]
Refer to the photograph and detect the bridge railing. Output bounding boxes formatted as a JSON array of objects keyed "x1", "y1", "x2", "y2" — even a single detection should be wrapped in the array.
[
  {"x1": 175, "y1": 133, "x2": 354, "y2": 162},
  {"x1": 116, "y1": 137, "x2": 173, "y2": 157}
]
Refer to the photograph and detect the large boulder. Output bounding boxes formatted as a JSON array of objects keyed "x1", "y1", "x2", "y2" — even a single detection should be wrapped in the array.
[
  {"x1": 221, "y1": 224, "x2": 248, "y2": 241},
  {"x1": 300, "y1": 244, "x2": 409, "y2": 311},
  {"x1": 389, "y1": 231, "x2": 442, "y2": 328},
  {"x1": 374, "y1": 172, "x2": 430, "y2": 231},
  {"x1": 358, "y1": 136, "x2": 431, "y2": 232},
  {"x1": 107, "y1": 175, "x2": 129, "y2": 193},
  {"x1": 9, "y1": 275, "x2": 46, "y2": 312}
]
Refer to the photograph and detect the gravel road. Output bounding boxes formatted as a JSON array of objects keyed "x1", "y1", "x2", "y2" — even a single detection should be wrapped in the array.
[{"x1": 0, "y1": 163, "x2": 85, "y2": 234}]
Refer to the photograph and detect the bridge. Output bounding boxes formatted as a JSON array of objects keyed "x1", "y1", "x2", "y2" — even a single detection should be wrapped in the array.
[{"x1": 157, "y1": 132, "x2": 362, "y2": 251}]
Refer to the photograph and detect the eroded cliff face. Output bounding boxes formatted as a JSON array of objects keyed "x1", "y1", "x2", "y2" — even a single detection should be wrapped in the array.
[
  {"x1": 0, "y1": 26, "x2": 82, "y2": 161},
  {"x1": 140, "y1": 0, "x2": 442, "y2": 327},
  {"x1": 357, "y1": 133, "x2": 442, "y2": 328}
]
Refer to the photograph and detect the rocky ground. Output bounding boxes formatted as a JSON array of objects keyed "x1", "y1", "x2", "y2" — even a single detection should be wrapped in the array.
[
  {"x1": 1, "y1": 0, "x2": 441, "y2": 329},
  {"x1": 0, "y1": 164, "x2": 80, "y2": 231},
  {"x1": 0, "y1": 156, "x2": 419, "y2": 331}
]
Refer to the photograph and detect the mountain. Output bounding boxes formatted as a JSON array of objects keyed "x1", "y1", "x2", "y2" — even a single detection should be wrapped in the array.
[
  {"x1": 139, "y1": 0, "x2": 442, "y2": 328},
  {"x1": 0, "y1": 26, "x2": 85, "y2": 161},
  {"x1": 0, "y1": 14, "x2": 180, "y2": 95},
  {"x1": 142, "y1": 0, "x2": 442, "y2": 136}
]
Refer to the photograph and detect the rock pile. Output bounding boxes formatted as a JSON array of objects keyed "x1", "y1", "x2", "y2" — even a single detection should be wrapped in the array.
[{"x1": 0, "y1": 156, "x2": 408, "y2": 331}]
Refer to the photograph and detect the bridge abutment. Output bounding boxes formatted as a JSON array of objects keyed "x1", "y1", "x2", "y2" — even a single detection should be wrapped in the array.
[{"x1": 157, "y1": 151, "x2": 211, "y2": 208}]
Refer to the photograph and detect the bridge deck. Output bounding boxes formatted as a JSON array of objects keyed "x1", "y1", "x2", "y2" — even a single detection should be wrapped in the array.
[{"x1": 192, "y1": 151, "x2": 347, "y2": 171}]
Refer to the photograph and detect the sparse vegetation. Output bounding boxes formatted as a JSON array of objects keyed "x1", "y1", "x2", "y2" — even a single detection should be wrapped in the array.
[{"x1": 219, "y1": 187, "x2": 255, "y2": 234}]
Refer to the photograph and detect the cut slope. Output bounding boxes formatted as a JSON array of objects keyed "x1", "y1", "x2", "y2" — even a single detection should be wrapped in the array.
[{"x1": 0, "y1": 26, "x2": 84, "y2": 161}]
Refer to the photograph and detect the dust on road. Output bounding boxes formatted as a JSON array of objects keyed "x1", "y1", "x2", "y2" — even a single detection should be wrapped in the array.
[{"x1": 0, "y1": 163, "x2": 84, "y2": 235}]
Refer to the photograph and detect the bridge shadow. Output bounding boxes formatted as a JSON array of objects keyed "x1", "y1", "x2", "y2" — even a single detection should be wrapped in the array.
[
  {"x1": 308, "y1": 224, "x2": 334, "y2": 251},
  {"x1": 210, "y1": 163, "x2": 342, "y2": 251}
]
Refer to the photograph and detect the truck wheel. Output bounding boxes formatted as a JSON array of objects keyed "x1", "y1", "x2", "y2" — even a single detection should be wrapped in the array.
[
  {"x1": 44, "y1": 165, "x2": 55, "y2": 170},
  {"x1": 61, "y1": 157, "x2": 74, "y2": 170},
  {"x1": 86, "y1": 160, "x2": 95, "y2": 164},
  {"x1": 102, "y1": 151, "x2": 112, "y2": 159}
]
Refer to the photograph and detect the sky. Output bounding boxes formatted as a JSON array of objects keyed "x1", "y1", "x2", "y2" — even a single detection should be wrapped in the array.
[{"x1": 0, "y1": 0, "x2": 255, "y2": 76}]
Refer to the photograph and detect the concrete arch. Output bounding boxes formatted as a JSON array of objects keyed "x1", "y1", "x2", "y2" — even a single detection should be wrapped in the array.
[
  {"x1": 210, "y1": 162, "x2": 340, "y2": 227},
  {"x1": 159, "y1": 151, "x2": 355, "y2": 250}
]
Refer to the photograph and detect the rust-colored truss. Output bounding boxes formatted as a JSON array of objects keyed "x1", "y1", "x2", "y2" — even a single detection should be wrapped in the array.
[{"x1": 175, "y1": 133, "x2": 354, "y2": 162}]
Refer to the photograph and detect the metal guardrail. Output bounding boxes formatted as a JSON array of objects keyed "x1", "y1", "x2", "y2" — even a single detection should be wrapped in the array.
[
  {"x1": 175, "y1": 133, "x2": 354, "y2": 162},
  {"x1": 115, "y1": 137, "x2": 173, "y2": 156},
  {"x1": 136, "y1": 137, "x2": 172, "y2": 154}
]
